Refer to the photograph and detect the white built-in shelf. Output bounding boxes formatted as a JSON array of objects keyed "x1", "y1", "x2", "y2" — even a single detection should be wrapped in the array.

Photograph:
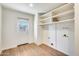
[
  {"x1": 52, "y1": 9, "x2": 74, "y2": 18},
  {"x1": 40, "y1": 9, "x2": 74, "y2": 22},
  {"x1": 40, "y1": 3, "x2": 73, "y2": 18},
  {"x1": 40, "y1": 19, "x2": 74, "y2": 26}
]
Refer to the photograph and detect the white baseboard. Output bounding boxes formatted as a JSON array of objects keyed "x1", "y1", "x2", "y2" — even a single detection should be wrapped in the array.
[
  {"x1": 43, "y1": 43, "x2": 69, "y2": 55},
  {"x1": 34, "y1": 42, "x2": 42, "y2": 45},
  {"x1": 1, "y1": 45, "x2": 17, "y2": 51}
]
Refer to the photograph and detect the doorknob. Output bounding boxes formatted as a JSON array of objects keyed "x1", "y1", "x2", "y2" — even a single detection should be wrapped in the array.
[{"x1": 63, "y1": 34, "x2": 69, "y2": 37}]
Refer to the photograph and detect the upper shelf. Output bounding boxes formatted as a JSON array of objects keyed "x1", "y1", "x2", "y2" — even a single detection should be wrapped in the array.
[
  {"x1": 40, "y1": 9, "x2": 74, "y2": 22},
  {"x1": 40, "y1": 3, "x2": 74, "y2": 18},
  {"x1": 53, "y1": 9, "x2": 74, "y2": 18}
]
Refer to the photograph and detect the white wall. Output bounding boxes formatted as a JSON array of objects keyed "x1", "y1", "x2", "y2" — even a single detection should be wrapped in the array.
[
  {"x1": 2, "y1": 7, "x2": 34, "y2": 50},
  {"x1": 74, "y1": 4, "x2": 79, "y2": 55},
  {"x1": 0, "y1": 5, "x2": 2, "y2": 51}
]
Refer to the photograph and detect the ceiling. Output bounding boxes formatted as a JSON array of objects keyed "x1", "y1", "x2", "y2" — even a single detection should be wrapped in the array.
[
  {"x1": 25, "y1": 3, "x2": 65, "y2": 13},
  {"x1": 1, "y1": 3, "x2": 65, "y2": 14}
]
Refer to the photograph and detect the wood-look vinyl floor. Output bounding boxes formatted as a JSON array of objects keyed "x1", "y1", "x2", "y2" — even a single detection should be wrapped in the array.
[{"x1": 0, "y1": 43, "x2": 67, "y2": 56}]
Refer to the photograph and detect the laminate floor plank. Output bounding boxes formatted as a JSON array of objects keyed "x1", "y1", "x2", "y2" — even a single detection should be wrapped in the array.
[{"x1": 0, "y1": 43, "x2": 67, "y2": 56}]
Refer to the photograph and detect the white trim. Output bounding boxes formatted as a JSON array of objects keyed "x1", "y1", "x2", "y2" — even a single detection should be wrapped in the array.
[
  {"x1": 0, "y1": 51, "x2": 2, "y2": 54},
  {"x1": 1, "y1": 42, "x2": 34, "y2": 51}
]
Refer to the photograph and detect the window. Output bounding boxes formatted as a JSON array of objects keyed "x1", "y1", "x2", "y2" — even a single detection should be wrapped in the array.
[{"x1": 17, "y1": 18, "x2": 29, "y2": 32}]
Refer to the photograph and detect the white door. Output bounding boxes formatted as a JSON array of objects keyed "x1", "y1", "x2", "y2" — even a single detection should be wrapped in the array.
[
  {"x1": 57, "y1": 29, "x2": 69, "y2": 55},
  {"x1": 48, "y1": 24, "x2": 56, "y2": 47},
  {"x1": 56, "y1": 21, "x2": 74, "y2": 55}
]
